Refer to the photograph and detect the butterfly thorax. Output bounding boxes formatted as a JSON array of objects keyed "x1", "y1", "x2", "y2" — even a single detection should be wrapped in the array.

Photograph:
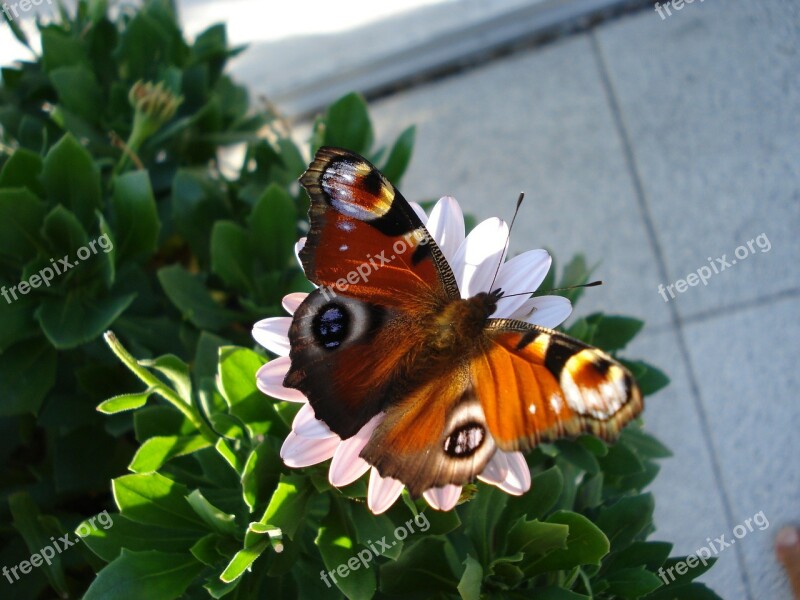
[{"x1": 427, "y1": 292, "x2": 498, "y2": 356}]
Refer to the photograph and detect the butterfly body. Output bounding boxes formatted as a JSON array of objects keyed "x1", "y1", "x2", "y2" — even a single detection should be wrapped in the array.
[{"x1": 285, "y1": 147, "x2": 643, "y2": 498}]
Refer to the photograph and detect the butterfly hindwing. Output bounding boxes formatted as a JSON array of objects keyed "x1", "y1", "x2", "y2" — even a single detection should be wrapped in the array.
[{"x1": 473, "y1": 319, "x2": 643, "y2": 451}]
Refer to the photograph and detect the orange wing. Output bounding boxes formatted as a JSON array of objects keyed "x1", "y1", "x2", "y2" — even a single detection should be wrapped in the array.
[{"x1": 472, "y1": 320, "x2": 643, "y2": 451}]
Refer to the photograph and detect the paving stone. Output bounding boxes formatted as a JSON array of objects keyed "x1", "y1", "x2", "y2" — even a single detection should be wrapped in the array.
[{"x1": 594, "y1": 0, "x2": 800, "y2": 321}]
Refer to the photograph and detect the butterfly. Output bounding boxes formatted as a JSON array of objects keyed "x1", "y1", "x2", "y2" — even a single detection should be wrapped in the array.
[{"x1": 283, "y1": 147, "x2": 643, "y2": 497}]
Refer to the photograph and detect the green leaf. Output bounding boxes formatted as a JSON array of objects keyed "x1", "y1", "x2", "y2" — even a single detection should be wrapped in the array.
[
  {"x1": 323, "y1": 92, "x2": 374, "y2": 153},
  {"x1": 9, "y1": 492, "x2": 69, "y2": 596},
  {"x1": 621, "y1": 428, "x2": 673, "y2": 459},
  {"x1": 556, "y1": 439, "x2": 600, "y2": 474},
  {"x1": 0, "y1": 148, "x2": 44, "y2": 194},
  {"x1": 241, "y1": 439, "x2": 282, "y2": 512},
  {"x1": 171, "y1": 170, "x2": 230, "y2": 264},
  {"x1": 190, "y1": 533, "x2": 224, "y2": 567},
  {"x1": 218, "y1": 346, "x2": 272, "y2": 435},
  {"x1": 41, "y1": 133, "x2": 102, "y2": 228},
  {"x1": 457, "y1": 555, "x2": 483, "y2": 600},
  {"x1": 596, "y1": 494, "x2": 655, "y2": 551},
  {"x1": 607, "y1": 541, "x2": 673, "y2": 572},
  {"x1": 380, "y1": 125, "x2": 415, "y2": 183},
  {"x1": 525, "y1": 511, "x2": 610, "y2": 574},
  {"x1": 40, "y1": 26, "x2": 88, "y2": 72},
  {"x1": 97, "y1": 389, "x2": 153, "y2": 414},
  {"x1": 50, "y1": 65, "x2": 104, "y2": 122},
  {"x1": 0, "y1": 187, "x2": 46, "y2": 265},
  {"x1": 186, "y1": 490, "x2": 239, "y2": 536},
  {"x1": 0, "y1": 285, "x2": 38, "y2": 352},
  {"x1": 249, "y1": 184, "x2": 296, "y2": 271},
  {"x1": 129, "y1": 435, "x2": 212, "y2": 472},
  {"x1": 134, "y1": 406, "x2": 196, "y2": 440},
  {"x1": 464, "y1": 484, "x2": 509, "y2": 565},
  {"x1": 629, "y1": 360, "x2": 670, "y2": 396},
  {"x1": 506, "y1": 518, "x2": 568, "y2": 560},
  {"x1": 112, "y1": 472, "x2": 207, "y2": 531},
  {"x1": 82, "y1": 515, "x2": 200, "y2": 562},
  {"x1": 644, "y1": 581, "x2": 722, "y2": 600},
  {"x1": 652, "y1": 556, "x2": 717, "y2": 588},
  {"x1": 0, "y1": 338, "x2": 56, "y2": 416},
  {"x1": 219, "y1": 535, "x2": 270, "y2": 584},
  {"x1": 380, "y1": 537, "x2": 459, "y2": 595},
  {"x1": 504, "y1": 466, "x2": 563, "y2": 522},
  {"x1": 83, "y1": 550, "x2": 204, "y2": 600},
  {"x1": 140, "y1": 354, "x2": 192, "y2": 403},
  {"x1": 599, "y1": 441, "x2": 645, "y2": 477},
  {"x1": 157, "y1": 265, "x2": 235, "y2": 330},
  {"x1": 536, "y1": 589, "x2": 591, "y2": 600},
  {"x1": 315, "y1": 505, "x2": 377, "y2": 600},
  {"x1": 211, "y1": 221, "x2": 253, "y2": 293},
  {"x1": 604, "y1": 566, "x2": 664, "y2": 598},
  {"x1": 37, "y1": 290, "x2": 137, "y2": 349},
  {"x1": 590, "y1": 315, "x2": 644, "y2": 351},
  {"x1": 112, "y1": 171, "x2": 161, "y2": 264},
  {"x1": 42, "y1": 204, "x2": 90, "y2": 263},
  {"x1": 261, "y1": 475, "x2": 313, "y2": 540}
]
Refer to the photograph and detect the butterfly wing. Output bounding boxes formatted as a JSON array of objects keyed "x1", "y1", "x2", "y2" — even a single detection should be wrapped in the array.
[
  {"x1": 360, "y1": 363, "x2": 497, "y2": 497},
  {"x1": 473, "y1": 318, "x2": 643, "y2": 451},
  {"x1": 298, "y1": 146, "x2": 460, "y2": 307},
  {"x1": 360, "y1": 320, "x2": 642, "y2": 496},
  {"x1": 285, "y1": 147, "x2": 459, "y2": 438}
]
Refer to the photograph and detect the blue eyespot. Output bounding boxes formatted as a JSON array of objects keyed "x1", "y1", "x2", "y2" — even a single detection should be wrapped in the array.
[{"x1": 313, "y1": 303, "x2": 350, "y2": 350}]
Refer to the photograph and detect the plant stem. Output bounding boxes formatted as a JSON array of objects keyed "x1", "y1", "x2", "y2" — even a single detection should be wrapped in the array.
[{"x1": 103, "y1": 331, "x2": 217, "y2": 442}]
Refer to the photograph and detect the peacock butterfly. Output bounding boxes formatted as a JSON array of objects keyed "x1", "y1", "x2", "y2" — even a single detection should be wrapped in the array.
[{"x1": 283, "y1": 147, "x2": 643, "y2": 497}]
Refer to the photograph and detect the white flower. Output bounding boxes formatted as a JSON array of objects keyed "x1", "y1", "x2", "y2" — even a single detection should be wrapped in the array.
[{"x1": 252, "y1": 197, "x2": 572, "y2": 514}]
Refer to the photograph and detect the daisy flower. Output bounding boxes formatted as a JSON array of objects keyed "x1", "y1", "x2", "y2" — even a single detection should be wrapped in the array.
[{"x1": 253, "y1": 197, "x2": 573, "y2": 514}]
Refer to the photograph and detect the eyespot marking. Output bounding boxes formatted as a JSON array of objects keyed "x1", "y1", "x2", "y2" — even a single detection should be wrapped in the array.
[
  {"x1": 312, "y1": 302, "x2": 350, "y2": 350},
  {"x1": 443, "y1": 422, "x2": 485, "y2": 458}
]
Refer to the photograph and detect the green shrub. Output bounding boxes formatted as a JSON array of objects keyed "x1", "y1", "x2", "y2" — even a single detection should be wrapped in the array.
[{"x1": 0, "y1": 1, "x2": 411, "y2": 597}]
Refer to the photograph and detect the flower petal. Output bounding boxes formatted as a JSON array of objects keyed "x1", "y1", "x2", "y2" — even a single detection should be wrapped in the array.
[
  {"x1": 452, "y1": 217, "x2": 508, "y2": 298},
  {"x1": 426, "y1": 196, "x2": 465, "y2": 262},
  {"x1": 423, "y1": 484, "x2": 462, "y2": 511},
  {"x1": 292, "y1": 403, "x2": 337, "y2": 439},
  {"x1": 477, "y1": 450, "x2": 510, "y2": 485},
  {"x1": 496, "y1": 452, "x2": 531, "y2": 495},
  {"x1": 329, "y1": 414, "x2": 383, "y2": 487},
  {"x1": 280, "y1": 431, "x2": 339, "y2": 468},
  {"x1": 515, "y1": 295, "x2": 573, "y2": 328},
  {"x1": 282, "y1": 292, "x2": 308, "y2": 316},
  {"x1": 252, "y1": 317, "x2": 292, "y2": 356},
  {"x1": 408, "y1": 202, "x2": 428, "y2": 225},
  {"x1": 295, "y1": 237, "x2": 307, "y2": 269},
  {"x1": 256, "y1": 358, "x2": 307, "y2": 403},
  {"x1": 367, "y1": 468, "x2": 404, "y2": 514},
  {"x1": 492, "y1": 250, "x2": 551, "y2": 318}
]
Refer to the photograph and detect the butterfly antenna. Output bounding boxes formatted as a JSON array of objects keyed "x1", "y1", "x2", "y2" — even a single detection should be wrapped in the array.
[
  {"x1": 499, "y1": 280, "x2": 603, "y2": 300},
  {"x1": 488, "y1": 192, "x2": 525, "y2": 294}
]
